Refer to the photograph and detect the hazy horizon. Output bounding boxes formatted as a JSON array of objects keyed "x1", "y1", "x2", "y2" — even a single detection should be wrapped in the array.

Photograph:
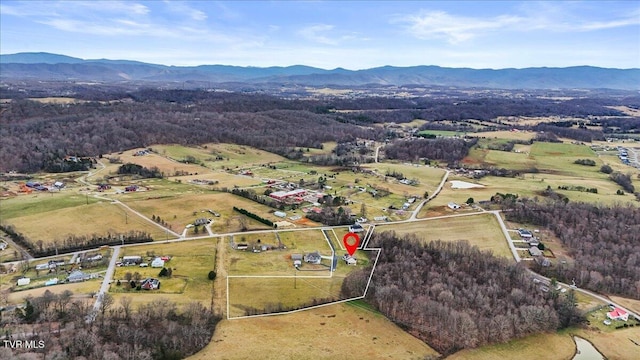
[{"x1": 1, "y1": 1, "x2": 639, "y2": 70}]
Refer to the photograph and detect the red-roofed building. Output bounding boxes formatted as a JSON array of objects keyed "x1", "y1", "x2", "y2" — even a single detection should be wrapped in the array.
[{"x1": 607, "y1": 307, "x2": 629, "y2": 321}]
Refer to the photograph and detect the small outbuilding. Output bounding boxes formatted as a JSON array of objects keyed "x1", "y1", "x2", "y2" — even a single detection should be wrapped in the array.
[
  {"x1": 17, "y1": 278, "x2": 30, "y2": 286},
  {"x1": 447, "y1": 202, "x2": 461, "y2": 210}
]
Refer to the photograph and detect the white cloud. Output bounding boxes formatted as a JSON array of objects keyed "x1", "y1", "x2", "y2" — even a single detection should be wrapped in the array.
[
  {"x1": 395, "y1": 11, "x2": 522, "y2": 43},
  {"x1": 395, "y1": 6, "x2": 640, "y2": 44},
  {"x1": 164, "y1": 1, "x2": 207, "y2": 21},
  {"x1": 298, "y1": 24, "x2": 337, "y2": 45}
]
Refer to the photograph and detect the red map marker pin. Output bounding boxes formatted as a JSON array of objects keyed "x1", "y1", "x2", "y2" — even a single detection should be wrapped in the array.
[{"x1": 343, "y1": 232, "x2": 360, "y2": 256}]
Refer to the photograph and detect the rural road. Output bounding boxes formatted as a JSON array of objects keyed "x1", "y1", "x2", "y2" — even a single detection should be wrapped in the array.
[
  {"x1": 374, "y1": 145, "x2": 383, "y2": 163},
  {"x1": 89, "y1": 245, "x2": 120, "y2": 321},
  {"x1": 490, "y1": 210, "x2": 521, "y2": 262},
  {"x1": 92, "y1": 194, "x2": 182, "y2": 238},
  {"x1": 409, "y1": 169, "x2": 450, "y2": 220},
  {"x1": 528, "y1": 269, "x2": 639, "y2": 321}
]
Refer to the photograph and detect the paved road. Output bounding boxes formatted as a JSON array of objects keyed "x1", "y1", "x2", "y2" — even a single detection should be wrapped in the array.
[
  {"x1": 490, "y1": 210, "x2": 521, "y2": 262},
  {"x1": 89, "y1": 246, "x2": 120, "y2": 322}
]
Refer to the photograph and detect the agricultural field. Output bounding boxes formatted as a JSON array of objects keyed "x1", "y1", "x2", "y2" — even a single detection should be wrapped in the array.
[
  {"x1": 2, "y1": 196, "x2": 167, "y2": 244},
  {"x1": 227, "y1": 248, "x2": 370, "y2": 318},
  {"x1": 192, "y1": 301, "x2": 439, "y2": 360},
  {"x1": 105, "y1": 148, "x2": 211, "y2": 177},
  {"x1": 153, "y1": 143, "x2": 287, "y2": 170},
  {"x1": 425, "y1": 171, "x2": 638, "y2": 210},
  {"x1": 376, "y1": 213, "x2": 513, "y2": 259},
  {"x1": 122, "y1": 192, "x2": 282, "y2": 234},
  {"x1": 110, "y1": 239, "x2": 216, "y2": 306}
]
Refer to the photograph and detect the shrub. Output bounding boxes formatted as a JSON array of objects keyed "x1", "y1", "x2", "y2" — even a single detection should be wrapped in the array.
[{"x1": 600, "y1": 164, "x2": 613, "y2": 174}]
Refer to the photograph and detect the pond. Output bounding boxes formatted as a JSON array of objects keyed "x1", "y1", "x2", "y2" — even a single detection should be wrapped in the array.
[{"x1": 573, "y1": 336, "x2": 604, "y2": 360}]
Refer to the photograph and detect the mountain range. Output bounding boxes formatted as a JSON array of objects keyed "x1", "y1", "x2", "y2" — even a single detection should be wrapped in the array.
[{"x1": 1, "y1": 52, "x2": 638, "y2": 90}]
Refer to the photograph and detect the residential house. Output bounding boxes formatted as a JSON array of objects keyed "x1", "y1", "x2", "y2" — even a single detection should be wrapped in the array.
[
  {"x1": 349, "y1": 223, "x2": 365, "y2": 233},
  {"x1": 529, "y1": 246, "x2": 542, "y2": 257},
  {"x1": 518, "y1": 228, "x2": 533, "y2": 239},
  {"x1": 342, "y1": 254, "x2": 357, "y2": 266},
  {"x1": 140, "y1": 278, "x2": 161, "y2": 290},
  {"x1": 607, "y1": 307, "x2": 629, "y2": 321},
  {"x1": 304, "y1": 251, "x2": 322, "y2": 264},
  {"x1": 67, "y1": 270, "x2": 91, "y2": 283},
  {"x1": 17, "y1": 278, "x2": 30, "y2": 286},
  {"x1": 122, "y1": 256, "x2": 142, "y2": 266}
]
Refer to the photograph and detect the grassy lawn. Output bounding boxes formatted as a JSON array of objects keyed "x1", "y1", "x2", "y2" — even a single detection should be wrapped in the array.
[
  {"x1": 4, "y1": 200, "x2": 167, "y2": 244},
  {"x1": 228, "y1": 249, "x2": 371, "y2": 319},
  {"x1": 110, "y1": 239, "x2": 216, "y2": 306},
  {"x1": 376, "y1": 214, "x2": 512, "y2": 259},
  {"x1": 0, "y1": 192, "x2": 100, "y2": 220},
  {"x1": 191, "y1": 302, "x2": 439, "y2": 360},
  {"x1": 447, "y1": 330, "x2": 576, "y2": 360},
  {"x1": 122, "y1": 192, "x2": 278, "y2": 234},
  {"x1": 228, "y1": 230, "x2": 333, "y2": 276}
]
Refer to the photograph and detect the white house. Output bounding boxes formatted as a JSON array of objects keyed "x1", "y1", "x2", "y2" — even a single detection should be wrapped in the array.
[
  {"x1": 17, "y1": 278, "x2": 30, "y2": 286},
  {"x1": 447, "y1": 202, "x2": 461, "y2": 210},
  {"x1": 151, "y1": 258, "x2": 165, "y2": 268},
  {"x1": 349, "y1": 223, "x2": 365, "y2": 233}
]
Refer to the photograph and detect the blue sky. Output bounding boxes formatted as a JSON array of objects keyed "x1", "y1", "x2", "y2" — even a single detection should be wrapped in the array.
[{"x1": 1, "y1": 1, "x2": 639, "y2": 69}]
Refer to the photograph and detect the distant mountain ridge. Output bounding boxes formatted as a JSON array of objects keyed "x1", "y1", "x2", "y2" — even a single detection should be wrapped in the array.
[{"x1": 1, "y1": 52, "x2": 639, "y2": 90}]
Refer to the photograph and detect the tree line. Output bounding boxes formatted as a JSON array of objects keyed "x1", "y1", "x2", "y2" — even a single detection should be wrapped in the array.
[
  {"x1": 341, "y1": 232, "x2": 583, "y2": 355},
  {"x1": 0, "y1": 224, "x2": 152, "y2": 257}
]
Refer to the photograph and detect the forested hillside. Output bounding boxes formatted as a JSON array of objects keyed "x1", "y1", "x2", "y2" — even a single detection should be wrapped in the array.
[
  {"x1": 503, "y1": 200, "x2": 640, "y2": 299},
  {"x1": 342, "y1": 233, "x2": 583, "y2": 355}
]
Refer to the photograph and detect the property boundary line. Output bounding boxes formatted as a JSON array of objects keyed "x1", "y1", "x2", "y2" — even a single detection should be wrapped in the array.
[{"x1": 227, "y1": 235, "x2": 381, "y2": 320}]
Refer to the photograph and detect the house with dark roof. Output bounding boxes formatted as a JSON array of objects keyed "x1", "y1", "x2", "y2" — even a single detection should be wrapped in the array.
[
  {"x1": 140, "y1": 278, "x2": 160, "y2": 290},
  {"x1": 304, "y1": 251, "x2": 322, "y2": 264},
  {"x1": 67, "y1": 270, "x2": 91, "y2": 283}
]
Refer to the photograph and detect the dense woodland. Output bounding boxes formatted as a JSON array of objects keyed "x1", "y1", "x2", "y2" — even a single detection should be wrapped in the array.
[
  {"x1": 383, "y1": 137, "x2": 478, "y2": 164},
  {"x1": 2, "y1": 87, "x2": 638, "y2": 172},
  {"x1": 1, "y1": 292, "x2": 219, "y2": 360},
  {"x1": 341, "y1": 233, "x2": 583, "y2": 355},
  {"x1": 502, "y1": 200, "x2": 640, "y2": 299}
]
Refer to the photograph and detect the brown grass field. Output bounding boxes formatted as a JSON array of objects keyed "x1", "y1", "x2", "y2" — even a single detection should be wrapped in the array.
[
  {"x1": 450, "y1": 325, "x2": 639, "y2": 360},
  {"x1": 106, "y1": 148, "x2": 212, "y2": 176},
  {"x1": 474, "y1": 130, "x2": 536, "y2": 141},
  {"x1": 376, "y1": 214, "x2": 512, "y2": 259},
  {"x1": 191, "y1": 301, "x2": 439, "y2": 360},
  {"x1": 122, "y1": 192, "x2": 280, "y2": 234},
  {"x1": 6, "y1": 280, "x2": 102, "y2": 304},
  {"x1": 5, "y1": 200, "x2": 168, "y2": 244}
]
